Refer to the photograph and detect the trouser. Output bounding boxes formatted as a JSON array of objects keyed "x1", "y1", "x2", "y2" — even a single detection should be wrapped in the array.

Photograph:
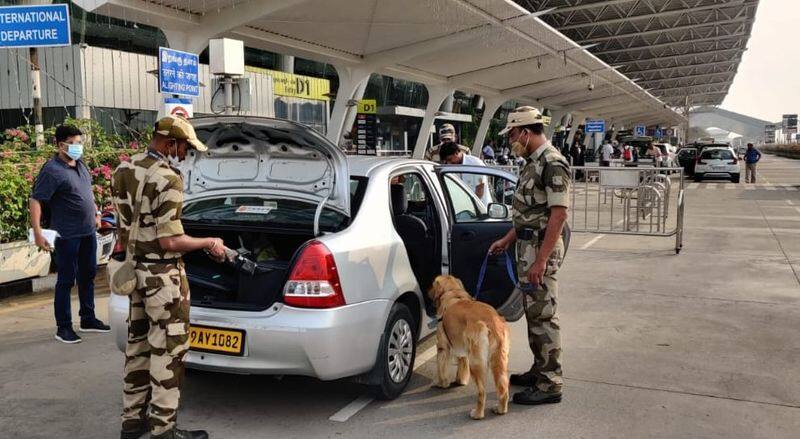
[
  {"x1": 516, "y1": 237, "x2": 564, "y2": 394},
  {"x1": 53, "y1": 234, "x2": 98, "y2": 328},
  {"x1": 122, "y1": 261, "x2": 190, "y2": 436},
  {"x1": 746, "y1": 163, "x2": 757, "y2": 183}
]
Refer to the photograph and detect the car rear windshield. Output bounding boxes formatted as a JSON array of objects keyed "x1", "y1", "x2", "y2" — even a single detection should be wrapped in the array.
[
  {"x1": 701, "y1": 149, "x2": 734, "y2": 160},
  {"x1": 182, "y1": 177, "x2": 368, "y2": 232}
]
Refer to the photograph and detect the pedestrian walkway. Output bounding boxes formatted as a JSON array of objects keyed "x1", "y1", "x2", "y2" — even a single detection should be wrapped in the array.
[{"x1": 686, "y1": 183, "x2": 799, "y2": 191}]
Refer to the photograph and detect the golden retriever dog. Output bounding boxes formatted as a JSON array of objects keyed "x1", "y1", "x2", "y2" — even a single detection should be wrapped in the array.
[{"x1": 428, "y1": 275, "x2": 510, "y2": 420}]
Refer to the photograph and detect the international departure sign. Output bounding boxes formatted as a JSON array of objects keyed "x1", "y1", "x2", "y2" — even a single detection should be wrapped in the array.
[
  {"x1": 159, "y1": 47, "x2": 200, "y2": 97},
  {"x1": 0, "y1": 4, "x2": 71, "y2": 48},
  {"x1": 584, "y1": 119, "x2": 605, "y2": 133}
]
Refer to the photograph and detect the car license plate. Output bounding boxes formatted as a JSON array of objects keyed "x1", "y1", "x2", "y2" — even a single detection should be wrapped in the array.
[
  {"x1": 189, "y1": 325, "x2": 245, "y2": 356},
  {"x1": 713, "y1": 165, "x2": 726, "y2": 170}
]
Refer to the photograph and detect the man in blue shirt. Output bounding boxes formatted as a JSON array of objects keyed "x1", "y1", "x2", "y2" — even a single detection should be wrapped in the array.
[
  {"x1": 482, "y1": 139, "x2": 496, "y2": 161},
  {"x1": 744, "y1": 143, "x2": 762, "y2": 183},
  {"x1": 30, "y1": 124, "x2": 110, "y2": 344}
]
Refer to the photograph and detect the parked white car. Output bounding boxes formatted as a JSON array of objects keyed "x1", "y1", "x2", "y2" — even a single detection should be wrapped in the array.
[
  {"x1": 653, "y1": 142, "x2": 676, "y2": 168},
  {"x1": 694, "y1": 146, "x2": 741, "y2": 183},
  {"x1": 108, "y1": 116, "x2": 523, "y2": 399}
]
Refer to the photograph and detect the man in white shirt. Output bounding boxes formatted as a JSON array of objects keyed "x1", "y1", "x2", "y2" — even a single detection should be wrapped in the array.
[
  {"x1": 439, "y1": 141, "x2": 493, "y2": 206},
  {"x1": 600, "y1": 141, "x2": 614, "y2": 167}
]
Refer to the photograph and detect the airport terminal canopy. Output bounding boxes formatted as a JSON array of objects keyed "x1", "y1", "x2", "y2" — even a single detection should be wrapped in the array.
[
  {"x1": 74, "y1": 0, "x2": 685, "y2": 145},
  {"x1": 521, "y1": 0, "x2": 760, "y2": 108}
]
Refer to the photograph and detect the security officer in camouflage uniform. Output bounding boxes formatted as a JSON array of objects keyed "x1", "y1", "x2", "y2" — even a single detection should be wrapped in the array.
[
  {"x1": 112, "y1": 116, "x2": 228, "y2": 439},
  {"x1": 424, "y1": 123, "x2": 471, "y2": 162},
  {"x1": 489, "y1": 106, "x2": 570, "y2": 405}
]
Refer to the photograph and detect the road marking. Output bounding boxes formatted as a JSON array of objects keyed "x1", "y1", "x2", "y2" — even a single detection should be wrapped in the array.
[
  {"x1": 328, "y1": 343, "x2": 438, "y2": 422},
  {"x1": 329, "y1": 395, "x2": 375, "y2": 423},
  {"x1": 688, "y1": 183, "x2": 699, "y2": 189},
  {"x1": 707, "y1": 183, "x2": 717, "y2": 190},
  {"x1": 783, "y1": 185, "x2": 798, "y2": 191},
  {"x1": 765, "y1": 185, "x2": 777, "y2": 191},
  {"x1": 744, "y1": 185, "x2": 756, "y2": 190},
  {"x1": 795, "y1": 207, "x2": 800, "y2": 215},
  {"x1": 787, "y1": 200, "x2": 795, "y2": 206},
  {"x1": 580, "y1": 234, "x2": 605, "y2": 250},
  {"x1": 724, "y1": 184, "x2": 735, "y2": 190}
]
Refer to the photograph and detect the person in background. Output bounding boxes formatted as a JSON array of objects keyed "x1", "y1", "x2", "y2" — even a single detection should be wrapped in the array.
[
  {"x1": 649, "y1": 144, "x2": 662, "y2": 167},
  {"x1": 600, "y1": 140, "x2": 614, "y2": 167},
  {"x1": 439, "y1": 141, "x2": 492, "y2": 206},
  {"x1": 482, "y1": 139, "x2": 496, "y2": 161},
  {"x1": 425, "y1": 123, "x2": 470, "y2": 162},
  {"x1": 30, "y1": 124, "x2": 110, "y2": 344},
  {"x1": 744, "y1": 142, "x2": 762, "y2": 183}
]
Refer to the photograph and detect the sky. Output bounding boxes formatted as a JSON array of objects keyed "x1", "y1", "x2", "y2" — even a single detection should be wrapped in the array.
[{"x1": 722, "y1": 0, "x2": 800, "y2": 122}]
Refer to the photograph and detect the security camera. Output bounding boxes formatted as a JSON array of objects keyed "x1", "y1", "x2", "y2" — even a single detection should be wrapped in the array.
[{"x1": 588, "y1": 82, "x2": 595, "y2": 91}]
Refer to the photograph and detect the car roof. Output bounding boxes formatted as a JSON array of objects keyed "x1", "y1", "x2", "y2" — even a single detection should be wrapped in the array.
[{"x1": 346, "y1": 156, "x2": 430, "y2": 177}]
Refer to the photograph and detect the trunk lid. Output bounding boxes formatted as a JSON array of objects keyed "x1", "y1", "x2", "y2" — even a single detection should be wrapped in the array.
[{"x1": 179, "y1": 116, "x2": 350, "y2": 216}]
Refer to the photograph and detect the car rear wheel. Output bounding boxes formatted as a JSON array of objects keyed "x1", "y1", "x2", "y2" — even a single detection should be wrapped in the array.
[
  {"x1": 370, "y1": 303, "x2": 416, "y2": 400},
  {"x1": 731, "y1": 174, "x2": 740, "y2": 183}
]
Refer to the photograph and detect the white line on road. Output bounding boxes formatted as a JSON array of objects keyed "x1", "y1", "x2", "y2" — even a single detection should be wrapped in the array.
[
  {"x1": 787, "y1": 200, "x2": 795, "y2": 206},
  {"x1": 328, "y1": 343, "x2": 438, "y2": 422},
  {"x1": 581, "y1": 234, "x2": 606, "y2": 250},
  {"x1": 688, "y1": 183, "x2": 699, "y2": 189},
  {"x1": 765, "y1": 185, "x2": 777, "y2": 191},
  {"x1": 329, "y1": 395, "x2": 375, "y2": 423},
  {"x1": 724, "y1": 184, "x2": 735, "y2": 190},
  {"x1": 795, "y1": 207, "x2": 800, "y2": 215},
  {"x1": 707, "y1": 183, "x2": 717, "y2": 190}
]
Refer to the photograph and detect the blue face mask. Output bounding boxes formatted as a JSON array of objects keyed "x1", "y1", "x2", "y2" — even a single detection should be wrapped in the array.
[{"x1": 65, "y1": 144, "x2": 83, "y2": 161}]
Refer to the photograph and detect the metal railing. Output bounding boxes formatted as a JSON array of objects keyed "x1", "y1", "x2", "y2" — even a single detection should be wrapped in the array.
[{"x1": 569, "y1": 166, "x2": 685, "y2": 254}]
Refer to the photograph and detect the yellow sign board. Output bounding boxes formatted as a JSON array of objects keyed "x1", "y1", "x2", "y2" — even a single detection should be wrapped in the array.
[
  {"x1": 357, "y1": 99, "x2": 377, "y2": 114},
  {"x1": 246, "y1": 66, "x2": 331, "y2": 101}
]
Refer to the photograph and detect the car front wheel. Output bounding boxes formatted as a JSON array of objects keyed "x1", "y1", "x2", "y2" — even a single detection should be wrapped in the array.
[
  {"x1": 370, "y1": 303, "x2": 417, "y2": 400},
  {"x1": 694, "y1": 173, "x2": 703, "y2": 182},
  {"x1": 731, "y1": 174, "x2": 740, "y2": 183}
]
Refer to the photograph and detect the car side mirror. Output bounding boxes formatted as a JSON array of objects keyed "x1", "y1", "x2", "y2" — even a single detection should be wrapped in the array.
[{"x1": 488, "y1": 203, "x2": 509, "y2": 219}]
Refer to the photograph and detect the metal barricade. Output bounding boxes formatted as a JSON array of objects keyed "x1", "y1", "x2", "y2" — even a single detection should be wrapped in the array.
[{"x1": 570, "y1": 166, "x2": 685, "y2": 254}]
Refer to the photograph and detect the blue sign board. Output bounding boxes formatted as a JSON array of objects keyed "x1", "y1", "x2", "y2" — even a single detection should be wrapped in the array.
[
  {"x1": 634, "y1": 125, "x2": 646, "y2": 137},
  {"x1": 0, "y1": 4, "x2": 71, "y2": 48},
  {"x1": 655, "y1": 128, "x2": 663, "y2": 138},
  {"x1": 585, "y1": 119, "x2": 605, "y2": 133},
  {"x1": 159, "y1": 47, "x2": 199, "y2": 97}
]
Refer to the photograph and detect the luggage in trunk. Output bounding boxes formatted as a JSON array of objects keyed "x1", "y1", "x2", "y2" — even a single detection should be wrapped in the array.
[{"x1": 182, "y1": 227, "x2": 312, "y2": 311}]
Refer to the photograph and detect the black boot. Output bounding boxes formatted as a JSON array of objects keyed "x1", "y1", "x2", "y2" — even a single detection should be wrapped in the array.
[
  {"x1": 512, "y1": 387, "x2": 562, "y2": 405},
  {"x1": 509, "y1": 370, "x2": 538, "y2": 387},
  {"x1": 120, "y1": 419, "x2": 148, "y2": 439},
  {"x1": 151, "y1": 428, "x2": 209, "y2": 439}
]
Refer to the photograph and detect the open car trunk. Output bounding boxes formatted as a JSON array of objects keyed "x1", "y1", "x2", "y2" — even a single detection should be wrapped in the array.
[{"x1": 183, "y1": 225, "x2": 313, "y2": 311}]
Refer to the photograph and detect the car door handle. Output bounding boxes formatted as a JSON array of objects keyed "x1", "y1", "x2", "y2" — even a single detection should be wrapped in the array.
[{"x1": 459, "y1": 231, "x2": 477, "y2": 240}]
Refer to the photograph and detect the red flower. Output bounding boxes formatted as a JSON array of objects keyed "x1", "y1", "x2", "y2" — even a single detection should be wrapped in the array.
[{"x1": 120, "y1": 153, "x2": 131, "y2": 162}]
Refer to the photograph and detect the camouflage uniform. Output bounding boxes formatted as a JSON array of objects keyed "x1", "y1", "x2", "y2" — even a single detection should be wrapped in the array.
[
  {"x1": 512, "y1": 142, "x2": 570, "y2": 394},
  {"x1": 424, "y1": 142, "x2": 471, "y2": 162},
  {"x1": 112, "y1": 151, "x2": 190, "y2": 436}
]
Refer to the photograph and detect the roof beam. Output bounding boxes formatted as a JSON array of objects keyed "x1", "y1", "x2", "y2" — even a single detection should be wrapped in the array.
[
  {"x1": 593, "y1": 33, "x2": 749, "y2": 56},
  {"x1": 544, "y1": 0, "x2": 634, "y2": 14},
  {"x1": 500, "y1": 73, "x2": 588, "y2": 98},
  {"x1": 621, "y1": 58, "x2": 741, "y2": 75},
  {"x1": 613, "y1": 47, "x2": 745, "y2": 65},
  {"x1": 574, "y1": 17, "x2": 750, "y2": 44},
  {"x1": 73, "y1": 0, "x2": 201, "y2": 29},
  {"x1": 557, "y1": 0, "x2": 752, "y2": 31},
  {"x1": 635, "y1": 71, "x2": 736, "y2": 86},
  {"x1": 651, "y1": 81, "x2": 733, "y2": 95}
]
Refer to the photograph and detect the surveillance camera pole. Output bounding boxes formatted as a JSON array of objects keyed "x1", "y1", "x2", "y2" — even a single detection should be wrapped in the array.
[{"x1": 222, "y1": 76, "x2": 234, "y2": 115}]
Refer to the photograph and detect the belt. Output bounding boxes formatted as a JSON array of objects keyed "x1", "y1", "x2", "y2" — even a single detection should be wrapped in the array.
[{"x1": 133, "y1": 256, "x2": 181, "y2": 264}]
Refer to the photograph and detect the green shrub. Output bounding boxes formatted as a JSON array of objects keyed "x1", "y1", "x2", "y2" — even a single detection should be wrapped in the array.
[{"x1": 0, "y1": 118, "x2": 149, "y2": 243}]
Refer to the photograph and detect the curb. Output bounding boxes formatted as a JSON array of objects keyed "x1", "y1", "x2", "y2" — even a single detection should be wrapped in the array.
[{"x1": 0, "y1": 273, "x2": 57, "y2": 301}]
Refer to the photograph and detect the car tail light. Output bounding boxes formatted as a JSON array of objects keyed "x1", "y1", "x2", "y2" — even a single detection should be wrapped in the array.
[{"x1": 283, "y1": 241, "x2": 345, "y2": 308}]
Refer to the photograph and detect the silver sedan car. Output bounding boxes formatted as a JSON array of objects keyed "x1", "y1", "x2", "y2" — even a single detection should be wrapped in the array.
[{"x1": 108, "y1": 116, "x2": 522, "y2": 399}]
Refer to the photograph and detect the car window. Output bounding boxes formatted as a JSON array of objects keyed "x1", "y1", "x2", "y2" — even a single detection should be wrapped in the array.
[
  {"x1": 444, "y1": 175, "x2": 480, "y2": 222},
  {"x1": 701, "y1": 149, "x2": 734, "y2": 160},
  {"x1": 442, "y1": 172, "x2": 516, "y2": 223}
]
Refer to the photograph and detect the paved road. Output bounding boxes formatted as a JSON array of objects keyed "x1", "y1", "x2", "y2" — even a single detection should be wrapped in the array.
[{"x1": 2, "y1": 154, "x2": 799, "y2": 438}]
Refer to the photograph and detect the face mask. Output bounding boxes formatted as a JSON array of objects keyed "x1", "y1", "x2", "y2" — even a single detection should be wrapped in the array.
[
  {"x1": 166, "y1": 142, "x2": 183, "y2": 169},
  {"x1": 511, "y1": 132, "x2": 531, "y2": 158},
  {"x1": 65, "y1": 144, "x2": 83, "y2": 161}
]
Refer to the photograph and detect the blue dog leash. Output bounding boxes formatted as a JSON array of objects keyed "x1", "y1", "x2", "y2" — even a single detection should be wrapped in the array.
[{"x1": 474, "y1": 250, "x2": 516, "y2": 300}]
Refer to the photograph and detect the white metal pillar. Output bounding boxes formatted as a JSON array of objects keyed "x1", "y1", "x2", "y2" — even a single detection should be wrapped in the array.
[
  {"x1": 547, "y1": 109, "x2": 567, "y2": 138},
  {"x1": 566, "y1": 112, "x2": 584, "y2": 148},
  {"x1": 412, "y1": 86, "x2": 453, "y2": 159},
  {"x1": 472, "y1": 97, "x2": 505, "y2": 155},
  {"x1": 327, "y1": 66, "x2": 372, "y2": 144}
]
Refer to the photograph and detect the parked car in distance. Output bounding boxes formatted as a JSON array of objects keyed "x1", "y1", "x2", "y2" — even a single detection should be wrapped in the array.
[
  {"x1": 694, "y1": 146, "x2": 740, "y2": 183},
  {"x1": 107, "y1": 116, "x2": 524, "y2": 400},
  {"x1": 653, "y1": 143, "x2": 676, "y2": 167}
]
